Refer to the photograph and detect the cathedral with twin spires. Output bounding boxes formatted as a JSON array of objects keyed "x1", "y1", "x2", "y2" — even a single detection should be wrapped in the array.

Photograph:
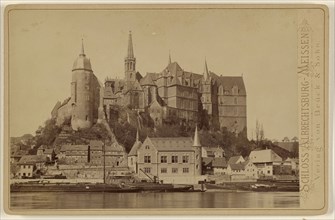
[{"x1": 52, "y1": 31, "x2": 247, "y2": 135}]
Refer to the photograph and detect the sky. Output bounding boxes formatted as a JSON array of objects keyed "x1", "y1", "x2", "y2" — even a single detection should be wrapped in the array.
[{"x1": 8, "y1": 8, "x2": 299, "y2": 140}]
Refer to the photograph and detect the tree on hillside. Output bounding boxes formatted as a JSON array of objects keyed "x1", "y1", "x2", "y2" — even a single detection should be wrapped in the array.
[{"x1": 255, "y1": 120, "x2": 265, "y2": 147}]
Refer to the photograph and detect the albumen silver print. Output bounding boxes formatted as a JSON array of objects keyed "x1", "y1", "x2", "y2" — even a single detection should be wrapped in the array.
[{"x1": 2, "y1": 4, "x2": 330, "y2": 216}]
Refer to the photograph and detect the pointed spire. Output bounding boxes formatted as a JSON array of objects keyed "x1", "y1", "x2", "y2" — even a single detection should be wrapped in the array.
[
  {"x1": 127, "y1": 31, "x2": 134, "y2": 58},
  {"x1": 204, "y1": 58, "x2": 209, "y2": 81},
  {"x1": 136, "y1": 129, "x2": 139, "y2": 142},
  {"x1": 193, "y1": 126, "x2": 201, "y2": 147},
  {"x1": 168, "y1": 51, "x2": 172, "y2": 65},
  {"x1": 80, "y1": 38, "x2": 85, "y2": 56}
]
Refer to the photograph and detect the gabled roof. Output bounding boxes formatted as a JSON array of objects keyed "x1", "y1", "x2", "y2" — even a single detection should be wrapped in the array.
[
  {"x1": 202, "y1": 157, "x2": 213, "y2": 166},
  {"x1": 209, "y1": 73, "x2": 246, "y2": 95},
  {"x1": 89, "y1": 140, "x2": 103, "y2": 151},
  {"x1": 140, "y1": 74, "x2": 155, "y2": 86},
  {"x1": 60, "y1": 145, "x2": 88, "y2": 152},
  {"x1": 18, "y1": 155, "x2": 47, "y2": 165},
  {"x1": 228, "y1": 156, "x2": 244, "y2": 165},
  {"x1": 43, "y1": 149, "x2": 54, "y2": 154},
  {"x1": 129, "y1": 141, "x2": 141, "y2": 156},
  {"x1": 249, "y1": 149, "x2": 282, "y2": 163},
  {"x1": 212, "y1": 157, "x2": 228, "y2": 168},
  {"x1": 11, "y1": 150, "x2": 28, "y2": 158},
  {"x1": 229, "y1": 163, "x2": 246, "y2": 171}
]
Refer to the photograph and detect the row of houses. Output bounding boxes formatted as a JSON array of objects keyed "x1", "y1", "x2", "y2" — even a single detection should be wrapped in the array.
[
  {"x1": 202, "y1": 149, "x2": 299, "y2": 181},
  {"x1": 11, "y1": 128, "x2": 299, "y2": 183},
  {"x1": 11, "y1": 140, "x2": 128, "y2": 179}
]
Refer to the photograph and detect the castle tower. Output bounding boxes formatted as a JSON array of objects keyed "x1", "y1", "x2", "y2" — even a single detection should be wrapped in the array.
[
  {"x1": 71, "y1": 39, "x2": 99, "y2": 130},
  {"x1": 125, "y1": 31, "x2": 136, "y2": 81},
  {"x1": 193, "y1": 126, "x2": 202, "y2": 176}
]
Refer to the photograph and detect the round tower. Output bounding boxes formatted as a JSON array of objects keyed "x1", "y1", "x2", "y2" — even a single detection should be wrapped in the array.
[
  {"x1": 71, "y1": 39, "x2": 94, "y2": 130},
  {"x1": 193, "y1": 126, "x2": 202, "y2": 176}
]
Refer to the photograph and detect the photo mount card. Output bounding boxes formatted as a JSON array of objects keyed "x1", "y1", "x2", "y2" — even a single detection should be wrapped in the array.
[{"x1": 2, "y1": 4, "x2": 330, "y2": 216}]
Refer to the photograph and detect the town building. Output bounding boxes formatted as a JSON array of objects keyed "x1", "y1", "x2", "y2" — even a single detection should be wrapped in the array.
[
  {"x1": 59, "y1": 145, "x2": 89, "y2": 164},
  {"x1": 248, "y1": 149, "x2": 283, "y2": 178},
  {"x1": 202, "y1": 157, "x2": 228, "y2": 175},
  {"x1": 129, "y1": 127, "x2": 204, "y2": 184},
  {"x1": 17, "y1": 155, "x2": 48, "y2": 178},
  {"x1": 228, "y1": 155, "x2": 245, "y2": 165},
  {"x1": 201, "y1": 146, "x2": 225, "y2": 158}
]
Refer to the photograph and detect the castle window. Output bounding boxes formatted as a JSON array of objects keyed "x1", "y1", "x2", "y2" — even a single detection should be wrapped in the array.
[
  {"x1": 172, "y1": 168, "x2": 178, "y2": 173},
  {"x1": 171, "y1": 156, "x2": 178, "y2": 163},
  {"x1": 161, "y1": 168, "x2": 167, "y2": 173},
  {"x1": 183, "y1": 168, "x2": 189, "y2": 173},
  {"x1": 86, "y1": 115, "x2": 88, "y2": 121},
  {"x1": 182, "y1": 155, "x2": 189, "y2": 163}
]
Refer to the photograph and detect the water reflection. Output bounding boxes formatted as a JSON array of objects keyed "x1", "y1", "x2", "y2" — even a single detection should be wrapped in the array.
[{"x1": 10, "y1": 192, "x2": 299, "y2": 209}]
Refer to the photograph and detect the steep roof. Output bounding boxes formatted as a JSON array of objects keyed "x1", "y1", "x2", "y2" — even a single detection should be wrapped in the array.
[
  {"x1": 229, "y1": 163, "x2": 246, "y2": 171},
  {"x1": 212, "y1": 157, "x2": 227, "y2": 168},
  {"x1": 89, "y1": 140, "x2": 103, "y2": 150},
  {"x1": 43, "y1": 149, "x2": 54, "y2": 154},
  {"x1": 210, "y1": 73, "x2": 246, "y2": 95},
  {"x1": 249, "y1": 149, "x2": 282, "y2": 163},
  {"x1": 228, "y1": 156, "x2": 244, "y2": 164},
  {"x1": 140, "y1": 74, "x2": 155, "y2": 86},
  {"x1": 202, "y1": 157, "x2": 213, "y2": 167},
  {"x1": 60, "y1": 145, "x2": 88, "y2": 152},
  {"x1": 18, "y1": 155, "x2": 47, "y2": 165},
  {"x1": 129, "y1": 141, "x2": 141, "y2": 156}
]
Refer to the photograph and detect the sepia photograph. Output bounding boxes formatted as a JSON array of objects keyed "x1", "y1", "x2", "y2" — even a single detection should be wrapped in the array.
[{"x1": 2, "y1": 4, "x2": 329, "y2": 216}]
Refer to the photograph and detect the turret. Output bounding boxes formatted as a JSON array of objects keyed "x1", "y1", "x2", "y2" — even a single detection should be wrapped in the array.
[{"x1": 193, "y1": 126, "x2": 202, "y2": 176}]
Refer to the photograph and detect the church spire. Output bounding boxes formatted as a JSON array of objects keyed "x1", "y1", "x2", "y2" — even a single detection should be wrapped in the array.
[
  {"x1": 80, "y1": 38, "x2": 85, "y2": 56},
  {"x1": 136, "y1": 129, "x2": 139, "y2": 142},
  {"x1": 193, "y1": 126, "x2": 201, "y2": 147},
  {"x1": 127, "y1": 31, "x2": 134, "y2": 58},
  {"x1": 203, "y1": 59, "x2": 209, "y2": 81},
  {"x1": 168, "y1": 51, "x2": 172, "y2": 65}
]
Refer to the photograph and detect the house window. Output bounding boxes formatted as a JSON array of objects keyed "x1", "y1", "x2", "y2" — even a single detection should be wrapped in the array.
[
  {"x1": 172, "y1": 168, "x2": 178, "y2": 173},
  {"x1": 182, "y1": 155, "x2": 189, "y2": 163},
  {"x1": 171, "y1": 156, "x2": 178, "y2": 163},
  {"x1": 183, "y1": 168, "x2": 189, "y2": 173},
  {"x1": 267, "y1": 170, "x2": 270, "y2": 174},
  {"x1": 23, "y1": 165, "x2": 26, "y2": 169},
  {"x1": 145, "y1": 145, "x2": 150, "y2": 149},
  {"x1": 27, "y1": 173, "x2": 30, "y2": 176},
  {"x1": 161, "y1": 168, "x2": 167, "y2": 173},
  {"x1": 144, "y1": 156, "x2": 151, "y2": 163},
  {"x1": 144, "y1": 168, "x2": 151, "y2": 173},
  {"x1": 161, "y1": 156, "x2": 167, "y2": 163}
]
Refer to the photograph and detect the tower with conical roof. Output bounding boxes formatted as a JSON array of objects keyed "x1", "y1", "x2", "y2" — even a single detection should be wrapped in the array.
[
  {"x1": 193, "y1": 126, "x2": 202, "y2": 176},
  {"x1": 125, "y1": 31, "x2": 136, "y2": 81},
  {"x1": 71, "y1": 39, "x2": 100, "y2": 130}
]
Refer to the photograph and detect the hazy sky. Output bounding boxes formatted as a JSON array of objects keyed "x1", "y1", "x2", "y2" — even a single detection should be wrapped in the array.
[{"x1": 8, "y1": 8, "x2": 298, "y2": 140}]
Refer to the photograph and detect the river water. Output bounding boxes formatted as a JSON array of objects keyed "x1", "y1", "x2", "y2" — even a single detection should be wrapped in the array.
[{"x1": 10, "y1": 191, "x2": 299, "y2": 209}]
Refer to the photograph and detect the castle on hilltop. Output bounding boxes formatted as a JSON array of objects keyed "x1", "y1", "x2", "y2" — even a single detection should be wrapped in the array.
[{"x1": 52, "y1": 31, "x2": 247, "y2": 135}]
